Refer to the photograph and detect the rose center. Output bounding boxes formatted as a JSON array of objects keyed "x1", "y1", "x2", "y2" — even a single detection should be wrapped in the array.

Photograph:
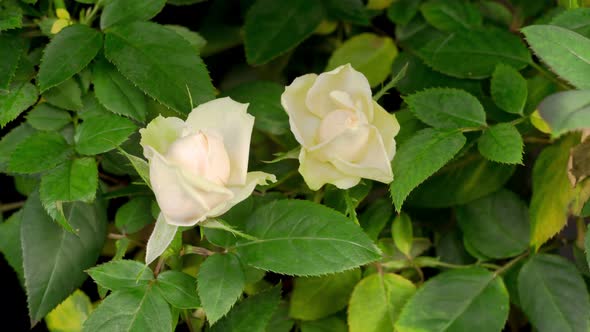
[{"x1": 165, "y1": 132, "x2": 231, "y2": 185}]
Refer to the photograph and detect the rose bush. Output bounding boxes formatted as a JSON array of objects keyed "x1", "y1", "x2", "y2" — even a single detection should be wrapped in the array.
[
  {"x1": 140, "y1": 97, "x2": 276, "y2": 226},
  {"x1": 282, "y1": 64, "x2": 400, "y2": 190}
]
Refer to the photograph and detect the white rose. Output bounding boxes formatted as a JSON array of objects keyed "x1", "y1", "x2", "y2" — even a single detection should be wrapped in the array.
[
  {"x1": 281, "y1": 64, "x2": 400, "y2": 190},
  {"x1": 139, "y1": 97, "x2": 276, "y2": 227}
]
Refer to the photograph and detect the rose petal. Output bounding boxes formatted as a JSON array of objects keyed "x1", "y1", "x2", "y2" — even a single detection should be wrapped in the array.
[
  {"x1": 139, "y1": 115, "x2": 185, "y2": 159},
  {"x1": 281, "y1": 74, "x2": 322, "y2": 148},
  {"x1": 204, "y1": 171, "x2": 277, "y2": 218},
  {"x1": 145, "y1": 213, "x2": 178, "y2": 264},
  {"x1": 305, "y1": 64, "x2": 374, "y2": 121},
  {"x1": 331, "y1": 126, "x2": 393, "y2": 184},
  {"x1": 299, "y1": 148, "x2": 360, "y2": 190},
  {"x1": 149, "y1": 148, "x2": 233, "y2": 226},
  {"x1": 372, "y1": 101, "x2": 400, "y2": 160},
  {"x1": 309, "y1": 125, "x2": 371, "y2": 163},
  {"x1": 185, "y1": 97, "x2": 254, "y2": 186}
]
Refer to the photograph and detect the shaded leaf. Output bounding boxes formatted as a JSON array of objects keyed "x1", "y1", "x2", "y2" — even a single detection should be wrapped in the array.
[
  {"x1": 244, "y1": 0, "x2": 323, "y2": 65},
  {"x1": 22, "y1": 191, "x2": 107, "y2": 324},
  {"x1": 289, "y1": 269, "x2": 360, "y2": 320},
  {"x1": 456, "y1": 189, "x2": 529, "y2": 258},
  {"x1": 395, "y1": 268, "x2": 509, "y2": 332},
  {"x1": 518, "y1": 254, "x2": 590, "y2": 332},
  {"x1": 390, "y1": 129, "x2": 466, "y2": 211}
]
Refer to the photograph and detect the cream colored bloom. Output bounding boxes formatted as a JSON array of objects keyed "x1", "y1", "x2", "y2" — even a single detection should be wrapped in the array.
[
  {"x1": 281, "y1": 64, "x2": 400, "y2": 190},
  {"x1": 140, "y1": 97, "x2": 276, "y2": 227}
]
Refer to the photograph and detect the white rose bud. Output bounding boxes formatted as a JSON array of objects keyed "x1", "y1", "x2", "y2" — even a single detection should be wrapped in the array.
[
  {"x1": 140, "y1": 97, "x2": 276, "y2": 227},
  {"x1": 281, "y1": 64, "x2": 400, "y2": 190}
]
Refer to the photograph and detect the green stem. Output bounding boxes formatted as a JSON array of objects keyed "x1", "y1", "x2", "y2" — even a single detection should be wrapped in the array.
[
  {"x1": 494, "y1": 251, "x2": 529, "y2": 276},
  {"x1": 0, "y1": 201, "x2": 25, "y2": 212},
  {"x1": 373, "y1": 62, "x2": 409, "y2": 101},
  {"x1": 181, "y1": 245, "x2": 215, "y2": 257},
  {"x1": 81, "y1": 0, "x2": 104, "y2": 25}
]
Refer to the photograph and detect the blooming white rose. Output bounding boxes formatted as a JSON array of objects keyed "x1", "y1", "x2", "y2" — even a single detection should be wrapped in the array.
[
  {"x1": 140, "y1": 97, "x2": 276, "y2": 227},
  {"x1": 281, "y1": 64, "x2": 400, "y2": 190}
]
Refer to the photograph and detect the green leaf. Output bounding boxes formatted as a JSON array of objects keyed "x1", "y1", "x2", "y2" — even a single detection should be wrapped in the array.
[
  {"x1": 8, "y1": 131, "x2": 72, "y2": 174},
  {"x1": 0, "y1": 1, "x2": 22, "y2": 31},
  {"x1": 100, "y1": 0, "x2": 166, "y2": 30},
  {"x1": 115, "y1": 197, "x2": 153, "y2": 234},
  {"x1": 491, "y1": 64, "x2": 527, "y2": 115},
  {"x1": 118, "y1": 148, "x2": 151, "y2": 188},
  {"x1": 26, "y1": 103, "x2": 71, "y2": 131},
  {"x1": 392, "y1": 213, "x2": 413, "y2": 256},
  {"x1": 22, "y1": 191, "x2": 107, "y2": 324},
  {"x1": 104, "y1": 21, "x2": 215, "y2": 114},
  {"x1": 478, "y1": 0, "x2": 512, "y2": 26},
  {"x1": 155, "y1": 271, "x2": 200, "y2": 309},
  {"x1": 0, "y1": 123, "x2": 35, "y2": 172},
  {"x1": 235, "y1": 200, "x2": 381, "y2": 276},
  {"x1": 0, "y1": 33, "x2": 25, "y2": 91},
  {"x1": 165, "y1": 25, "x2": 207, "y2": 53},
  {"x1": 530, "y1": 135, "x2": 587, "y2": 249},
  {"x1": 224, "y1": 81, "x2": 289, "y2": 136},
  {"x1": 75, "y1": 114, "x2": 137, "y2": 155},
  {"x1": 551, "y1": 8, "x2": 590, "y2": 38},
  {"x1": 390, "y1": 129, "x2": 466, "y2": 211},
  {"x1": 197, "y1": 253, "x2": 245, "y2": 324},
  {"x1": 387, "y1": 0, "x2": 421, "y2": 25},
  {"x1": 301, "y1": 316, "x2": 347, "y2": 332},
  {"x1": 326, "y1": 33, "x2": 398, "y2": 87},
  {"x1": 407, "y1": 155, "x2": 515, "y2": 208},
  {"x1": 0, "y1": 82, "x2": 38, "y2": 127},
  {"x1": 405, "y1": 88, "x2": 486, "y2": 129},
  {"x1": 418, "y1": 27, "x2": 531, "y2": 79},
  {"x1": 87, "y1": 260, "x2": 153, "y2": 291},
  {"x1": 420, "y1": 0, "x2": 482, "y2": 32},
  {"x1": 82, "y1": 286, "x2": 172, "y2": 332},
  {"x1": 40, "y1": 157, "x2": 98, "y2": 203},
  {"x1": 348, "y1": 273, "x2": 415, "y2": 332},
  {"x1": 45, "y1": 289, "x2": 93, "y2": 332},
  {"x1": 359, "y1": 197, "x2": 393, "y2": 241},
  {"x1": 538, "y1": 90, "x2": 590, "y2": 137},
  {"x1": 209, "y1": 286, "x2": 281, "y2": 332},
  {"x1": 93, "y1": 58, "x2": 147, "y2": 122},
  {"x1": 477, "y1": 123, "x2": 523, "y2": 164},
  {"x1": 586, "y1": 224, "x2": 590, "y2": 268},
  {"x1": 289, "y1": 269, "x2": 360, "y2": 320},
  {"x1": 395, "y1": 267, "x2": 509, "y2": 332},
  {"x1": 267, "y1": 302, "x2": 295, "y2": 332},
  {"x1": 518, "y1": 254, "x2": 590, "y2": 332},
  {"x1": 392, "y1": 52, "x2": 482, "y2": 96},
  {"x1": 244, "y1": 0, "x2": 323, "y2": 65},
  {"x1": 522, "y1": 25, "x2": 590, "y2": 89},
  {"x1": 38, "y1": 24, "x2": 103, "y2": 92},
  {"x1": 43, "y1": 77, "x2": 83, "y2": 111},
  {"x1": 0, "y1": 210, "x2": 24, "y2": 285},
  {"x1": 456, "y1": 189, "x2": 529, "y2": 258},
  {"x1": 322, "y1": 0, "x2": 369, "y2": 26}
]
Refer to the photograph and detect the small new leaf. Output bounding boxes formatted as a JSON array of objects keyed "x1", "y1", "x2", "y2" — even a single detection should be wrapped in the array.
[{"x1": 477, "y1": 123, "x2": 523, "y2": 164}]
